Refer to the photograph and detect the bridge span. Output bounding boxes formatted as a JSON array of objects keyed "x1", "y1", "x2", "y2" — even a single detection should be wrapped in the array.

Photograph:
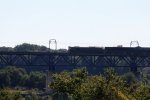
[{"x1": 0, "y1": 47, "x2": 150, "y2": 72}]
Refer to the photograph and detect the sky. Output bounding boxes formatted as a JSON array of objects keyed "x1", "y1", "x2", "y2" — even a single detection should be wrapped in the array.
[{"x1": 0, "y1": 0, "x2": 150, "y2": 49}]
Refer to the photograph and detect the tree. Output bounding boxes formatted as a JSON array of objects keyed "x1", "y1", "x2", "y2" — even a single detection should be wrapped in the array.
[
  {"x1": 50, "y1": 68, "x2": 132, "y2": 100},
  {"x1": 27, "y1": 71, "x2": 46, "y2": 89},
  {"x1": 0, "y1": 67, "x2": 46, "y2": 90},
  {"x1": 0, "y1": 89, "x2": 23, "y2": 100},
  {"x1": 14, "y1": 43, "x2": 49, "y2": 52},
  {"x1": 0, "y1": 66, "x2": 27, "y2": 87}
]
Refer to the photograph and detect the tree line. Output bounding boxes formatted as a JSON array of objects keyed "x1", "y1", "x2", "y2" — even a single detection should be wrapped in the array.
[
  {"x1": 0, "y1": 66, "x2": 150, "y2": 99},
  {"x1": 0, "y1": 43, "x2": 67, "y2": 52},
  {"x1": 0, "y1": 66, "x2": 46, "y2": 90},
  {"x1": 50, "y1": 68, "x2": 150, "y2": 100}
]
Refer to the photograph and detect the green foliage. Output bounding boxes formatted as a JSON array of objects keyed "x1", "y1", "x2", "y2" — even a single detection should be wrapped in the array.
[
  {"x1": 27, "y1": 71, "x2": 46, "y2": 89},
  {"x1": 0, "y1": 67, "x2": 26, "y2": 87},
  {"x1": 0, "y1": 46, "x2": 13, "y2": 52},
  {"x1": 133, "y1": 84, "x2": 150, "y2": 100},
  {"x1": 50, "y1": 68, "x2": 150, "y2": 100},
  {"x1": 0, "y1": 89, "x2": 52, "y2": 100},
  {"x1": 0, "y1": 66, "x2": 46, "y2": 89},
  {"x1": 0, "y1": 89, "x2": 23, "y2": 100},
  {"x1": 50, "y1": 68, "x2": 87, "y2": 94},
  {"x1": 51, "y1": 68, "x2": 118, "y2": 99},
  {"x1": 122, "y1": 72, "x2": 138, "y2": 87},
  {"x1": 0, "y1": 66, "x2": 150, "y2": 99},
  {"x1": 14, "y1": 43, "x2": 48, "y2": 52},
  {"x1": 0, "y1": 43, "x2": 49, "y2": 52},
  {"x1": 0, "y1": 43, "x2": 67, "y2": 52}
]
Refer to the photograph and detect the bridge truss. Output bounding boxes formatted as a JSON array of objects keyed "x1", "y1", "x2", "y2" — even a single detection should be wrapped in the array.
[{"x1": 0, "y1": 52, "x2": 150, "y2": 72}]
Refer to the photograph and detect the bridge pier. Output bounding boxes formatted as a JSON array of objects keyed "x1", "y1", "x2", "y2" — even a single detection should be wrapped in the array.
[
  {"x1": 130, "y1": 67, "x2": 138, "y2": 74},
  {"x1": 46, "y1": 70, "x2": 53, "y2": 92},
  {"x1": 130, "y1": 57, "x2": 138, "y2": 75},
  {"x1": 46, "y1": 64, "x2": 55, "y2": 92}
]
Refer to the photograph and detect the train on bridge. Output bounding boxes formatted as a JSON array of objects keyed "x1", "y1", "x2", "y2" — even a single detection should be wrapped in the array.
[
  {"x1": 0, "y1": 46, "x2": 150, "y2": 73},
  {"x1": 68, "y1": 46, "x2": 150, "y2": 56}
]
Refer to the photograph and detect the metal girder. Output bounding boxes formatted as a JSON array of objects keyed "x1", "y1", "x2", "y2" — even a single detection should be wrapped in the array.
[{"x1": 0, "y1": 52, "x2": 150, "y2": 72}]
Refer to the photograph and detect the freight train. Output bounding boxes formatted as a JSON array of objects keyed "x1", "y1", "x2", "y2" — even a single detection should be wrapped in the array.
[{"x1": 68, "y1": 46, "x2": 150, "y2": 55}]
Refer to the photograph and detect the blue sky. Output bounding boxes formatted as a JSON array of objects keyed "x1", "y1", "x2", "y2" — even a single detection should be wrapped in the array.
[{"x1": 0, "y1": 0, "x2": 150, "y2": 48}]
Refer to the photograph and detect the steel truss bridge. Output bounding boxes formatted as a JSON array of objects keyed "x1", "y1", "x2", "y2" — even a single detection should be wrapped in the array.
[{"x1": 0, "y1": 47, "x2": 150, "y2": 72}]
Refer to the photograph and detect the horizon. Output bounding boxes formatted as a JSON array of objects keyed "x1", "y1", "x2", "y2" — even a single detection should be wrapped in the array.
[{"x1": 0, "y1": 41, "x2": 147, "y2": 50}]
